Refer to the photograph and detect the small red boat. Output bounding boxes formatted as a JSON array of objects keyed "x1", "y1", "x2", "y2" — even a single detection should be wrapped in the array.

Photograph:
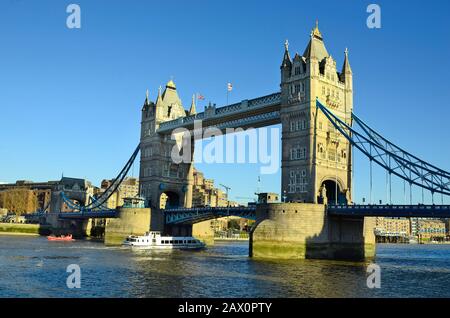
[{"x1": 47, "y1": 234, "x2": 75, "y2": 241}]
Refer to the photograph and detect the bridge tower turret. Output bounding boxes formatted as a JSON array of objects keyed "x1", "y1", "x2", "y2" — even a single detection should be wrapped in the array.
[
  {"x1": 139, "y1": 80, "x2": 194, "y2": 217},
  {"x1": 280, "y1": 22, "x2": 353, "y2": 204}
]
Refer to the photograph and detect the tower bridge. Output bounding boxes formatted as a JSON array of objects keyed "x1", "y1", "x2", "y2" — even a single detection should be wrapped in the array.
[{"x1": 54, "y1": 23, "x2": 450, "y2": 260}]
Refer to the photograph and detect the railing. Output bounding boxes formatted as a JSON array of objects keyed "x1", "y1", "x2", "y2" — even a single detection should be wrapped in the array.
[
  {"x1": 164, "y1": 206, "x2": 256, "y2": 225},
  {"x1": 327, "y1": 204, "x2": 450, "y2": 218}
]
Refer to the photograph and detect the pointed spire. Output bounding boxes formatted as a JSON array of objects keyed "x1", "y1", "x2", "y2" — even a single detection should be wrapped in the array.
[
  {"x1": 189, "y1": 94, "x2": 197, "y2": 115},
  {"x1": 303, "y1": 21, "x2": 328, "y2": 61},
  {"x1": 342, "y1": 47, "x2": 352, "y2": 74},
  {"x1": 313, "y1": 19, "x2": 323, "y2": 40},
  {"x1": 144, "y1": 89, "x2": 149, "y2": 106},
  {"x1": 281, "y1": 39, "x2": 292, "y2": 69},
  {"x1": 166, "y1": 79, "x2": 176, "y2": 89},
  {"x1": 155, "y1": 85, "x2": 163, "y2": 106}
]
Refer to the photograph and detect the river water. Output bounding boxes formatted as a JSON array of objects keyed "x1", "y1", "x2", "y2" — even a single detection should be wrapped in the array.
[{"x1": 0, "y1": 235, "x2": 449, "y2": 298}]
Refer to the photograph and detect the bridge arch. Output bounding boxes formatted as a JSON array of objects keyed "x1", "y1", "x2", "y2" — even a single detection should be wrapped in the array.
[
  {"x1": 318, "y1": 177, "x2": 347, "y2": 205},
  {"x1": 159, "y1": 190, "x2": 181, "y2": 209}
]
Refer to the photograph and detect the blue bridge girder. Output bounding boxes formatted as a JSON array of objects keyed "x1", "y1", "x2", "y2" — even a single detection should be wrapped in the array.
[
  {"x1": 164, "y1": 206, "x2": 256, "y2": 225},
  {"x1": 327, "y1": 204, "x2": 450, "y2": 218},
  {"x1": 56, "y1": 210, "x2": 118, "y2": 219}
]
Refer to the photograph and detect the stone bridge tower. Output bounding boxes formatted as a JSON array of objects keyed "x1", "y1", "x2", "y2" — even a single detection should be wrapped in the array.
[
  {"x1": 280, "y1": 23, "x2": 353, "y2": 204},
  {"x1": 139, "y1": 80, "x2": 195, "y2": 211}
]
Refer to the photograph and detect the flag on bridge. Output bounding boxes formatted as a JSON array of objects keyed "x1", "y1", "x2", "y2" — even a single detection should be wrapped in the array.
[
  {"x1": 227, "y1": 82, "x2": 233, "y2": 92},
  {"x1": 197, "y1": 93, "x2": 205, "y2": 100}
]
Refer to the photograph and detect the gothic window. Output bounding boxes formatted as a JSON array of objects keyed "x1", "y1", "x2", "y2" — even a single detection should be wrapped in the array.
[
  {"x1": 288, "y1": 185, "x2": 295, "y2": 193},
  {"x1": 295, "y1": 66, "x2": 301, "y2": 75},
  {"x1": 163, "y1": 164, "x2": 169, "y2": 177},
  {"x1": 328, "y1": 148, "x2": 336, "y2": 161},
  {"x1": 143, "y1": 123, "x2": 150, "y2": 137},
  {"x1": 170, "y1": 165, "x2": 178, "y2": 178},
  {"x1": 301, "y1": 147, "x2": 306, "y2": 159}
]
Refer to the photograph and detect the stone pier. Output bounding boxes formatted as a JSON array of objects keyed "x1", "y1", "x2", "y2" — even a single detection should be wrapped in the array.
[
  {"x1": 45, "y1": 213, "x2": 92, "y2": 238},
  {"x1": 250, "y1": 203, "x2": 376, "y2": 261},
  {"x1": 165, "y1": 220, "x2": 214, "y2": 245},
  {"x1": 104, "y1": 207, "x2": 152, "y2": 245}
]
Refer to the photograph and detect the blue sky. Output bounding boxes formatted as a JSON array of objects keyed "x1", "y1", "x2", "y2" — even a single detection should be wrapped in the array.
[{"x1": 1, "y1": 0, "x2": 450, "y2": 204}]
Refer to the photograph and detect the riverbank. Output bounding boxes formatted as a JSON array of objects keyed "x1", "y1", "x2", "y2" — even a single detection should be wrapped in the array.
[
  {"x1": 0, "y1": 223, "x2": 50, "y2": 236},
  {"x1": 214, "y1": 237, "x2": 249, "y2": 241}
]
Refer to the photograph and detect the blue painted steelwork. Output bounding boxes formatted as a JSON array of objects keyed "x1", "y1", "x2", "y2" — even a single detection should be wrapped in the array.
[
  {"x1": 57, "y1": 210, "x2": 118, "y2": 219},
  {"x1": 316, "y1": 99, "x2": 450, "y2": 197},
  {"x1": 60, "y1": 144, "x2": 141, "y2": 212},
  {"x1": 164, "y1": 206, "x2": 256, "y2": 225},
  {"x1": 327, "y1": 204, "x2": 450, "y2": 218}
]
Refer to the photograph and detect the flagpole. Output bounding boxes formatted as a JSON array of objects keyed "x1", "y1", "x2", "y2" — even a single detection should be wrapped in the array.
[
  {"x1": 196, "y1": 93, "x2": 198, "y2": 115},
  {"x1": 226, "y1": 89, "x2": 229, "y2": 106}
]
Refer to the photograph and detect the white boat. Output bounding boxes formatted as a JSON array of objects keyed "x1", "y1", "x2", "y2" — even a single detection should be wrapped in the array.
[{"x1": 122, "y1": 231, "x2": 206, "y2": 250}]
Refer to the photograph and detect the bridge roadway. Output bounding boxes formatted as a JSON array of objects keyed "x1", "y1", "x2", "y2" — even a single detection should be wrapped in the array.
[{"x1": 46, "y1": 204, "x2": 450, "y2": 222}]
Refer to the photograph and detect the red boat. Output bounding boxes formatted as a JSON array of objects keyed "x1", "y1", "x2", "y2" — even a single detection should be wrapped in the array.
[{"x1": 47, "y1": 234, "x2": 75, "y2": 241}]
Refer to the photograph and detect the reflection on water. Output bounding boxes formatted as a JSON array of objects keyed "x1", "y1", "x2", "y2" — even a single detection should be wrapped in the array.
[{"x1": 0, "y1": 235, "x2": 450, "y2": 297}]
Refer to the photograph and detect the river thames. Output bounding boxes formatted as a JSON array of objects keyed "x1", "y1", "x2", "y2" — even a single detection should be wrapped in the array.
[{"x1": 1, "y1": 235, "x2": 450, "y2": 298}]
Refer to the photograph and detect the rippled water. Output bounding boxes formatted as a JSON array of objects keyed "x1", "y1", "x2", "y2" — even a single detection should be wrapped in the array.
[{"x1": 1, "y1": 235, "x2": 450, "y2": 297}]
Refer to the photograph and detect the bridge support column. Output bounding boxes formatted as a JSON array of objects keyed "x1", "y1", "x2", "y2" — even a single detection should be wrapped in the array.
[
  {"x1": 45, "y1": 214, "x2": 92, "y2": 238},
  {"x1": 104, "y1": 207, "x2": 151, "y2": 245},
  {"x1": 192, "y1": 221, "x2": 214, "y2": 245},
  {"x1": 250, "y1": 203, "x2": 376, "y2": 261},
  {"x1": 164, "y1": 220, "x2": 214, "y2": 245}
]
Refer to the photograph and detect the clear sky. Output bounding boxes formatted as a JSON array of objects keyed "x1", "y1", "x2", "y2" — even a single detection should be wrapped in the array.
[{"x1": 1, "y1": 0, "x2": 450, "y2": 204}]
